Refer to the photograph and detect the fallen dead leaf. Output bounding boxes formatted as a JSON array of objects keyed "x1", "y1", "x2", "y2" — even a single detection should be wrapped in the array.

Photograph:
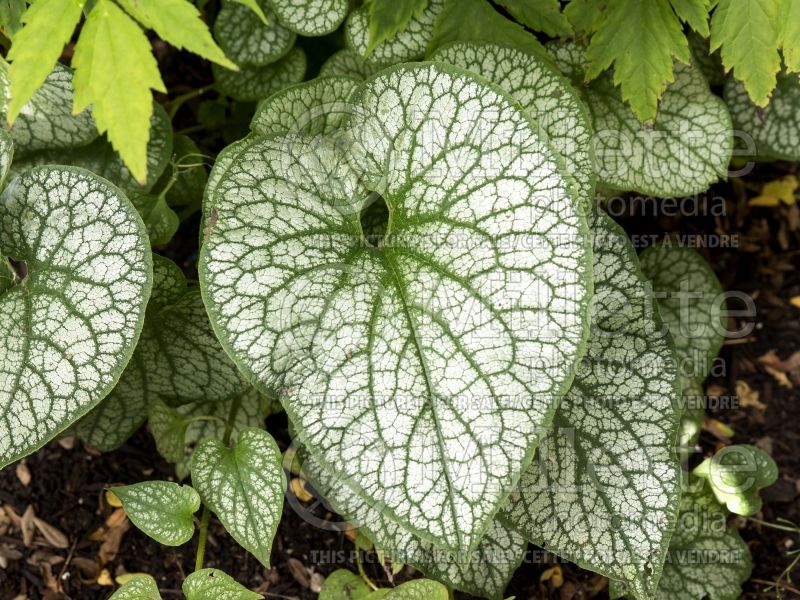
[
  {"x1": 703, "y1": 416, "x2": 734, "y2": 442},
  {"x1": 287, "y1": 557, "x2": 310, "y2": 589},
  {"x1": 540, "y1": 565, "x2": 564, "y2": 588},
  {"x1": 749, "y1": 175, "x2": 798, "y2": 207},
  {"x1": 33, "y1": 517, "x2": 69, "y2": 549},
  {"x1": 4, "y1": 505, "x2": 37, "y2": 547},
  {"x1": 105, "y1": 490, "x2": 123, "y2": 508},
  {"x1": 97, "y1": 518, "x2": 129, "y2": 565},
  {"x1": 289, "y1": 478, "x2": 313, "y2": 503},
  {"x1": 310, "y1": 571, "x2": 325, "y2": 593},
  {"x1": 735, "y1": 380, "x2": 768, "y2": 410},
  {"x1": 97, "y1": 569, "x2": 114, "y2": 586},
  {"x1": 791, "y1": 296, "x2": 800, "y2": 310},
  {"x1": 70, "y1": 557, "x2": 100, "y2": 583},
  {"x1": 16, "y1": 461, "x2": 31, "y2": 487}
]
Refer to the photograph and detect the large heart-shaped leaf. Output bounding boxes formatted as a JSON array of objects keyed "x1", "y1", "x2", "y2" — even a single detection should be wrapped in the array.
[
  {"x1": 638, "y1": 245, "x2": 724, "y2": 388},
  {"x1": 192, "y1": 428, "x2": 285, "y2": 566},
  {"x1": 430, "y1": 41, "x2": 594, "y2": 207},
  {"x1": 111, "y1": 480, "x2": 201, "y2": 546},
  {"x1": 725, "y1": 70, "x2": 800, "y2": 161},
  {"x1": 0, "y1": 166, "x2": 152, "y2": 467},
  {"x1": 300, "y1": 445, "x2": 527, "y2": 599},
  {"x1": 548, "y1": 41, "x2": 732, "y2": 198},
  {"x1": 200, "y1": 63, "x2": 592, "y2": 552},
  {"x1": 320, "y1": 49, "x2": 384, "y2": 80},
  {"x1": 76, "y1": 255, "x2": 250, "y2": 452},
  {"x1": 0, "y1": 62, "x2": 98, "y2": 154},
  {"x1": 346, "y1": 0, "x2": 444, "y2": 64},
  {"x1": 213, "y1": 46, "x2": 307, "y2": 101},
  {"x1": 499, "y1": 211, "x2": 682, "y2": 600},
  {"x1": 214, "y1": 0, "x2": 295, "y2": 67},
  {"x1": 183, "y1": 568, "x2": 262, "y2": 600}
]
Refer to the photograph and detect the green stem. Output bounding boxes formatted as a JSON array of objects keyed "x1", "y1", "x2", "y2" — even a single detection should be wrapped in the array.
[
  {"x1": 168, "y1": 84, "x2": 216, "y2": 120},
  {"x1": 356, "y1": 548, "x2": 379, "y2": 591},
  {"x1": 193, "y1": 393, "x2": 244, "y2": 571},
  {"x1": 749, "y1": 517, "x2": 800, "y2": 533}
]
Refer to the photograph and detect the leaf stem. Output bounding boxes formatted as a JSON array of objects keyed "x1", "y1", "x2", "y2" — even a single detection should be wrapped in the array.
[{"x1": 168, "y1": 84, "x2": 216, "y2": 120}]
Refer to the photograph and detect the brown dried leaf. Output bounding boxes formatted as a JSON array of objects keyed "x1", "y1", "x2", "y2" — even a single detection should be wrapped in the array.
[
  {"x1": 287, "y1": 557, "x2": 310, "y2": 588},
  {"x1": 97, "y1": 518, "x2": 129, "y2": 565},
  {"x1": 735, "y1": 380, "x2": 768, "y2": 410},
  {"x1": 33, "y1": 517, "x2": 69, "y2": 549},
  {"x1": 15, "y1": 461, "x2": 31, "y2": 487},
  {"x1": 70, "y1": 556, "x2": 100, "y2": 583}
]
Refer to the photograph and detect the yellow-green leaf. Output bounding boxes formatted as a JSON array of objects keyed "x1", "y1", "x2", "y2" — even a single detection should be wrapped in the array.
[
  {"x1": 778, "y1": 0, "x2": 800, "y2": 73},
  {"x1": 117, "y1": 0, "x2": 237, "y2": 70},
  {"x1": 366, "y1": 0, "x2": 428, "y2": 55},
  {"x1": 710, "y1": 0, "x2": 780, "y2": 106},
  {"x1": 6, "y1": 0, "x2": 83, "y2": 123},
  {"x1": 72, "y1": 0, "x2": 165, "y2": 183},
  {"x1": 496, "y1": 0, "x2": 573, "y2": 37},
  {"x1": 232, "y1": 0, "x2": 269, "y2": 25},
  {"x1": 669, "y1": 0, "x2": 710, "y2": 36},
  {"x1": 586, "y1": 0, "x2": 690, "y2": 122}
]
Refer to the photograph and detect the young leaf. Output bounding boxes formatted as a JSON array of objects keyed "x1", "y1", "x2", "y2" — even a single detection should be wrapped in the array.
[
  {"x1": 110, "y1": 481, "x2": 201, "y2": 546},
  {"x1": 0, "y1": 63, "x2": 98, "y2": 154},
  {"x1": 319, "y1": 49, "x2": 384, "y2": 80},
  {"x1": 365, "y1": 0, "x2": 428, "y2": 56},
  {"x1": 301, "y1": 446, "x2": 527, "y2": 599},
  {"x1": 346, "y1": 0, "x2": 443, "y2": 64},
  {"x1": 725, "y1": 70, "x2": 800, "y2": 160},
  {"x1": 157, "y1": 135, "x2": 208, "y2": 216},
  {"x1": 319, "y1": 569, "x2": 373, "y2": 600},
  {"x1": 200, "y1": 63, "x2": 592, "y2": 552},
  {"x1": 425, "y1": 0, "x2": 547, "y2": 58},
  {"x1": 778, "y1": 0, "x2": 800, "y2": 73},
  {"x1": 192, "y1": 428, "x2": 285, "y2": 567},
  {"x1": 250, "y1": 76, "x2": 359, "y2": 136},
  {"x1": 183, "y1": 568, "x2": 262, "y2": 600},
  {"x1": 267, "y1": 0, "x2": 348, "y2": 37},
  {"x1": 549, "y1": 41, "x2": 732, "y2": 197},
  {"x1": 149, "y1": 398, "x2": 191, "y2": 464},
  {"x1": 709, "y1": 0, "x2": 780, "y2": 106},
  {"x1": 430, "y1": 42, "x2": 594, "y2": 208},
  {"x1": 213, "y1": 46, "x2": 306, "y2": 101},
  {"x1": 653, "y1": 482, "x2": 752, "y2": 600},
  {"x1": 214, "y1": 0, "x2": 294, "y2": 67},
  {"x1": 77, "y1": 255, "x2": 250, "y2": 452},
  {"x1": 109, "y1": 574, "x2": 163, "y2": 600},
  {"x1": 129, "y1": 191, "x2": 180, "y2": 246},
  {"x1": 116, "y1": 0, "x2": 237, "y2": 70},
  {"x1": 639, "y1": 245, "x2": 725, "y2": 388},
  {"x1": 585, "y1": 0, "x2": 690, "y2": 122},
  {"x1": 5, "y1": 0, "x2": 83, "y2": 124},
  {"x1": 72, "y1": 0, "x2": 166, "y2": 184},
  {"x1": 499, "y1": 211, "x2": 682, "y2": 600},
  {"x1": 0, "y1": 166, "x2": 152, "y2": 468},
  {"x1": 694, "y1": 444, "x2": 778, "y2": 516},
  {"x1": 495, "y1": 0, "x2": 573, "y2": 37}
]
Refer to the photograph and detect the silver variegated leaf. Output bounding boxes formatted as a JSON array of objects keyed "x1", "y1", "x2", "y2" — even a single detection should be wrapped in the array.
[
  {"x1": 213, "y1": 46, "x2": 307, "y2": 101},
  {"x1": 0, "y1": 166, "x2": 151, "y2": 467},
  {"x1": 214, "y1": 0, "x2": 295, "y2": 67},
  {"x1": 499, "y1": 211, "x2": 682, "y2": 599},
  {"x1": 268, "y1": 0, "x2": 348, "y2": 36},
  {"x1": 200, "y1": 63, "x2": 592, "y2": 552},
  {"x1": 319, "y1": 49, "x2": 384, "y2": 80},
  {"x1": 183, "y1": 568, "x2": 262, "y2": 600},
  {"x1": 109, "y1": 574, "x2": 163, "y2": 600}
]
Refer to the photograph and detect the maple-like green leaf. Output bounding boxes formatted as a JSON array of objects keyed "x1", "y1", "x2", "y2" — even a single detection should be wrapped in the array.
[
  {"x1": 495, "y1": 0, "x2": 573, "y2": 37},
  {"x1": 111, "y1": 480, "x2": 201, "y2": 546},
  {"x1": 200, "y1": 63, "x2": 592, "y2": 553},
  {"x1": 250, "y1": 76, "x2": 359, "y2": 136},
  {"x1": 73, "y1": 0, "x2": 166, "y2": 184},
  {"x1": 549, "y1": 41, "x2": 732, "y2": 197},
  {"x1": 109, "y1": 574, "x2": 163, "y2": 600},
  {"x1": 425, "y1": 0, "x2": 547, "y2": 58},
  {"x1": 213, "y1": 46, "x2": 306, "y2": 101},
  {"x1": 346, "y1": 0, "x2": 442, "y2": 64},
  {"x1": 364, "y1": 0, "x2": 428, "y2": 56},
  {"x1": 319, "y1": 49, "x2": 384, "y2": 80},
  {"x1": 231, "y1": 0, "x2": 268, "y2": 24},
  {"x1": 0, "y1": 0, "x2": 26, "y2": 39},
  {"x1": 117, "y1": 0, "x2": 237, "y2": 70},
  {"x1": 0, "y1": 62, "x2": 98, "y2": 155},
  {"x1": 709, "y1": 0, "x2": 781, "y2": 106},
  {"x1": 214, "y1": 0, "x2": 294, "y2": 67},
  {"x1": 778, "y1": 0, "x2": 800, "y2": 73},
  {"x1": 192, "y1": 428, "x2": 285, "y2": 567},
  {"x1": 0, "y1": 166, "x2": 152, "y2": 468},
  {"x1": 694, "y1": 444, "x2": 778, "y2": 516},
  {"x1": 183, "y1": 569, "x2": 262, "y2": 600},
  {"x1": 5, "y1": 0, "x2": 83, "y2": 123},
  {"x1": 585, "y1": 0, "x2": 690, "y2": 122},
  {"x1": 669, "y1": 0, "x2": 710, "y2": 36},
  {"x1": 725, "y1": 70, "x2": 800, "y2": 161},
  {"x1": 563, "y1": 0, "x2": 604, "y2": 35},
  {"x1": 499, "y1": 211, "x2": 682, "y2": 600}
]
